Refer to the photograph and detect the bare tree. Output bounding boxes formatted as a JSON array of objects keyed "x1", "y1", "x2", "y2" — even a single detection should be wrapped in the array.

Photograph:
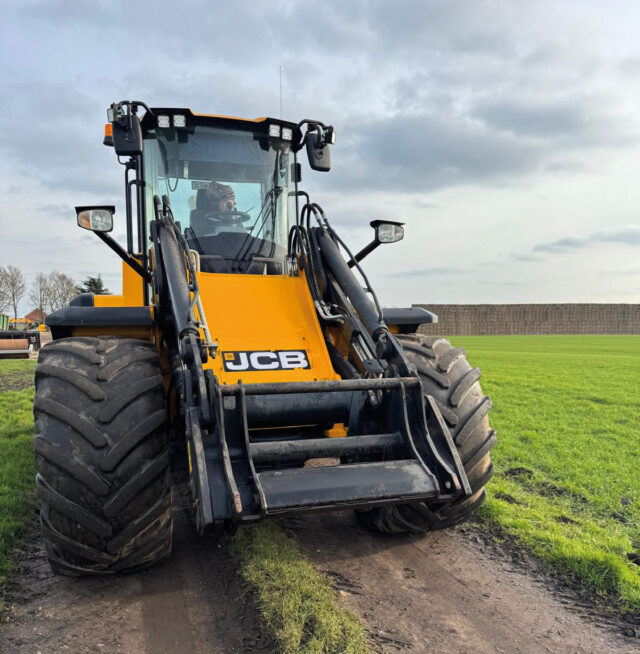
[
  {"x1": 29, "y1": 272, "x2": 50, "y2": 322},
  {"x1": 0, "y1": 269, "x2": 10, "y2": 315},
  {"x1": 0, "y1": 265, "x2": 26, "y2": 319},
  {"x1": 47, "y1": 270, "x2": 78, "y2": 311},
  {"x1": 27, "y1": 270, "x2": 79, "y2": 319}
]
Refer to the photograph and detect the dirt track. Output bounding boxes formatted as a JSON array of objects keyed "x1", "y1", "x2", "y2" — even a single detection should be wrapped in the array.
[
  {"x1": 2, "y1": 503, "x2": 638, "y2": 653},
  {"x1": 1, "y1": 502, "x2": 271, "y2": 654},
  {"x1": 294, "y1": 513, "x2": 639, "y2": 653}
]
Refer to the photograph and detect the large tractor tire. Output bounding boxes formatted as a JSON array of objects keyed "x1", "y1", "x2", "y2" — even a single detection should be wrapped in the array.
[
  {"x1": 34, "y1": 337, "x2": 172, "y2": 575},
  {"x1": 360, "y1": 333, "x2": 496, "y2": 533}
]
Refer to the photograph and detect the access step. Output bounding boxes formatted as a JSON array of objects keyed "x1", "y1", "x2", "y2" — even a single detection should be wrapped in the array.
[{"x1": 257, "y1": 459, "x2": 439, "y2": 514}]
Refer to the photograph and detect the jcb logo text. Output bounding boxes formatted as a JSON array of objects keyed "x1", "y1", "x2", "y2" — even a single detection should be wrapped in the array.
[{"x1": 221, "y1": 350, "x2": 310, "y2": 372}]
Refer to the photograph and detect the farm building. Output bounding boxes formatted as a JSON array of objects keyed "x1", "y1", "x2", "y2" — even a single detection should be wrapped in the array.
[{"x1": 24, "y1": 308, "x2": 46, "y2": 324}]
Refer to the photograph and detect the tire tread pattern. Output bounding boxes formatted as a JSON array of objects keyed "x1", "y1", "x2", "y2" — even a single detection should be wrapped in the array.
[
  {"x1": 34, "y1": 336, "x2": 172, "y2": 575},
  {"x1": 360, "y1": 333, "x2": 496, "y2": 533}
]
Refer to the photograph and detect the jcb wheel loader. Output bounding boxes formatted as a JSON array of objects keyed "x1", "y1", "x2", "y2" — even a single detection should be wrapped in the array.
[{"x1": 34, "y1": 101, "x2": 495, "y2": 574}]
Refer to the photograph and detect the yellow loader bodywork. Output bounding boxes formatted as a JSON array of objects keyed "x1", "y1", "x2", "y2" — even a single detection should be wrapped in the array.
[
  {"x1": 94, "y1": 259, "x2": 145, "y2": 308},
  {"x1": 198, "y1": 271, "x2": 338, "y2": 385},
  {"x1": 90, "y1": 260, "x2": 338, "y2": 387}
]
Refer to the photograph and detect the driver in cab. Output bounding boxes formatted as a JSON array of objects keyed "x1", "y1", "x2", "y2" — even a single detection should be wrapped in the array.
[
  {"x1": 190, "y1": 181, "x2": 246, "y2": 238},
  {"x1": 206, "y1": 182, "x2": 236, "y2": 212}
]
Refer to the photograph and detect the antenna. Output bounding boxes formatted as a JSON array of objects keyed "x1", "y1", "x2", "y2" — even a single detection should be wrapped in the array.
[{"x1": 279, "y1": 65, "x2": 283, "y2": 119}]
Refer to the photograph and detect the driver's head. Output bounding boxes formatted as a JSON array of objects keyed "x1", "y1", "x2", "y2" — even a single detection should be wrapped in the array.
[{"x1": 206, "y1": 182, "x2": 236, "y2": 212}]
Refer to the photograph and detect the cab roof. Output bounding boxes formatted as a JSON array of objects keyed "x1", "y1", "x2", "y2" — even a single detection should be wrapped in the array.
[{"x1": 140, "y1": 108, "x2": 298, "y2": 133}]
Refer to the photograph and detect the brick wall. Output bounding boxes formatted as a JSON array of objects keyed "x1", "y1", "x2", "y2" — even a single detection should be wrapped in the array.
[{"x1": 413, "y1": 304, "x2": 640, "y2": 335}]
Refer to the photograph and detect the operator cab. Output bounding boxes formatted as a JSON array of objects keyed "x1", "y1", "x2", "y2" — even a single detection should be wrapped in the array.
[{"x1": 141, "y1": 111, "x2": 295, "y2": 275}]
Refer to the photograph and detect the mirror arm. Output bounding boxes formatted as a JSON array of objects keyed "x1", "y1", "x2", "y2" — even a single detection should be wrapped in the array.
[
  {"x1": 347, "y1": 239, "x2": 381, "y2": 268},
  {"x1": 94, "y1": 231, "x2": 152, "y2": 283}
]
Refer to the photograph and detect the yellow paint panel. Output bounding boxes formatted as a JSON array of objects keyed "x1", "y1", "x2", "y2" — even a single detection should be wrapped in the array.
[
  {"x1": 189, "y1": 110, "x2": 267, "y2": 123},
  {"x1": 197, "y1": 271, "x2": 339, "y2": 385},
  {"x1": 94, "y1": 260, "x2": 144, "y2": 307}
]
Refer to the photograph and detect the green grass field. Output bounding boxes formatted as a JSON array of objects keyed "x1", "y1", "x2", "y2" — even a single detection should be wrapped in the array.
[
  {"x1": 0, "y1": 359, "x2": 37, "y2": 393},
  {"x1": 453, "y1": 335, "x2": 640, "y2": 613},
  {"x1": 1, "y1": 338, "x2": 639, "y2": 640},
  {"x1": 0, "y1": 360, "x2": 36, "y2": 612}
]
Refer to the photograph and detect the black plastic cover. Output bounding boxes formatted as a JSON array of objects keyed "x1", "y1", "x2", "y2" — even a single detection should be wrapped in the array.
[
  {"x1": 69, "y1": 293, "x2": 95, "y2": 307},
  {"x1": 383, "y1": 307, "x2": 438, "y2": 325},
  {"x1": 112, "y1": 114, "x2": 143, "y2": 155},
  {"x1": 46, "y1": 306, "x2": 153, "y2": 339}
]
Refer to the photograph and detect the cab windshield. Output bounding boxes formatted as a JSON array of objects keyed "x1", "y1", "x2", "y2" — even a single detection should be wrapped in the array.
[{"x1": 144, "y1": 125, "x2": 291, "y2": 274}]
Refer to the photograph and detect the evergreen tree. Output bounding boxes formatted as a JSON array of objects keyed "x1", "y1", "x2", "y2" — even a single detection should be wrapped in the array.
[{"x1": 79, "y1": 275, "x2": 110, "y2": 295}]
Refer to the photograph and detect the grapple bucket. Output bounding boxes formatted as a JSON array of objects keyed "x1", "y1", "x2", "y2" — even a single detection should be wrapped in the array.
[{"x1": 186, "y1": 375, "x2": 471, "y2": 535}]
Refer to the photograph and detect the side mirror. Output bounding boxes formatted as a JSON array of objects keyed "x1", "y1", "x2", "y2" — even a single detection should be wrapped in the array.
[
  {"x1": 305, "y1": 124, "x2": 335, "y2": 172},
  {"x1": 108, "y1": 103, "x2": 143, "y2": 156},
  {"x1": 76, "y1": 206, "x2": 115, "y2": 233},
  {"x1": 347, "y1": 220, "x2": 405, "y2": 268},
  {"x1": 306, "y1": 132, "x2": 332, "y2": 171}
]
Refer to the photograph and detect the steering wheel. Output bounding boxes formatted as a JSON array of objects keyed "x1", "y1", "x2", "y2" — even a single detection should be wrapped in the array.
[{"x1": 204, "y1": 210, "x2": 251, "y2": 224}]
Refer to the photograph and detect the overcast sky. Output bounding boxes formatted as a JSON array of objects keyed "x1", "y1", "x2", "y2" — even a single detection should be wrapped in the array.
[{"x1": 2, "y1": 0, "x2": 640, "y2": 311}]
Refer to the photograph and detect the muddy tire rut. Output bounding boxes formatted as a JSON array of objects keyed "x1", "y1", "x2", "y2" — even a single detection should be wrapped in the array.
[
  {"x1": 2, "y1": 504, "x2": 638, "y2": 653},
  {"x1": 1, "y1": 502, "x2": 271, "y2": 653}
]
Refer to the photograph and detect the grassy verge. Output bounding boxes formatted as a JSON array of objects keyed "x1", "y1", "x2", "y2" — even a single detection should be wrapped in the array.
[
  {"x1": 453, "y1": 335, "x2": 640, "y2": 613},
  {"x1": 0, "y1": 359, "x2": 36, "y2": 393},
  {"x1": 229, "y1": 521, "x2": 368, "y2": 654},
  {"x1": 0, "y1": 382, "x2": 37, "y2": 614}
]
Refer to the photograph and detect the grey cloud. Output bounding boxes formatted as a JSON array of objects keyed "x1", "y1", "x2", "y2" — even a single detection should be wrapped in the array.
[
  {"x1": 619, "y1": 56, "x2": 640, "y2": 77},
  {"x1": 542, "y1": 160, "x2": 587, "y2": 174},
  {"x1": 603, "y1": 264, "x2": 640, "y2": 276},
  {"x1": 473, "y1": 97, "x2": 635, "y2": 147},
  {"x1": 410, "y1": 199, "x2": 440, "y2": 210},
  {"x1": 328, "y1": 113, "x2": 545, "y2": 193},
  {"x1": 37, "y1": 203, "x2": 73, "y2": 219},
  {"x1": 4, "y1": 1, "x2": 634, "y2": 201},
  {"x1": 10, "y1": 1, "x2": 519, "y2": 82},
  {"x1": 475, "y1": 280, "x2": 521, "y2": 286},
  {"x1": 533, "y1": 235, "x2": 589, "y2": 253},
  {"x1": 2, "y1": 0, "x2": 640, "y2": 306},
  {"x1": 0, "y1": 82, "x2": 122, "y2": 197},
  {"x1": 532, "y1": 225, "x2": 640, "y2": 254},
  {"x1": 592, "y1": 225, "x2": 640, "y2": 245},
  {"x1": 510, "y1": 253, "x2": 544, "y2": 262},
  {"x1": 474, "y1": 100, "x2": 585, "y2": 139},
  {"x1": 386, "y1": 266, "x2": 468, "y2": 278},
  {"x1": 364, "y1": 0, "x2": 518, "y2": 59}
]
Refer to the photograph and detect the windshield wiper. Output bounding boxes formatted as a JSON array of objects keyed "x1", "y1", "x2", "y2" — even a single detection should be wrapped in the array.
[
  {"x1": 185, "y1": 226, "x2": 204, "y2": 254},
  {"x1": 230, "y1": 187, "x2": 281, "y2": 271},
  {"x1": 231, "y1": 150, "x2": 284, "y2": 271}
]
